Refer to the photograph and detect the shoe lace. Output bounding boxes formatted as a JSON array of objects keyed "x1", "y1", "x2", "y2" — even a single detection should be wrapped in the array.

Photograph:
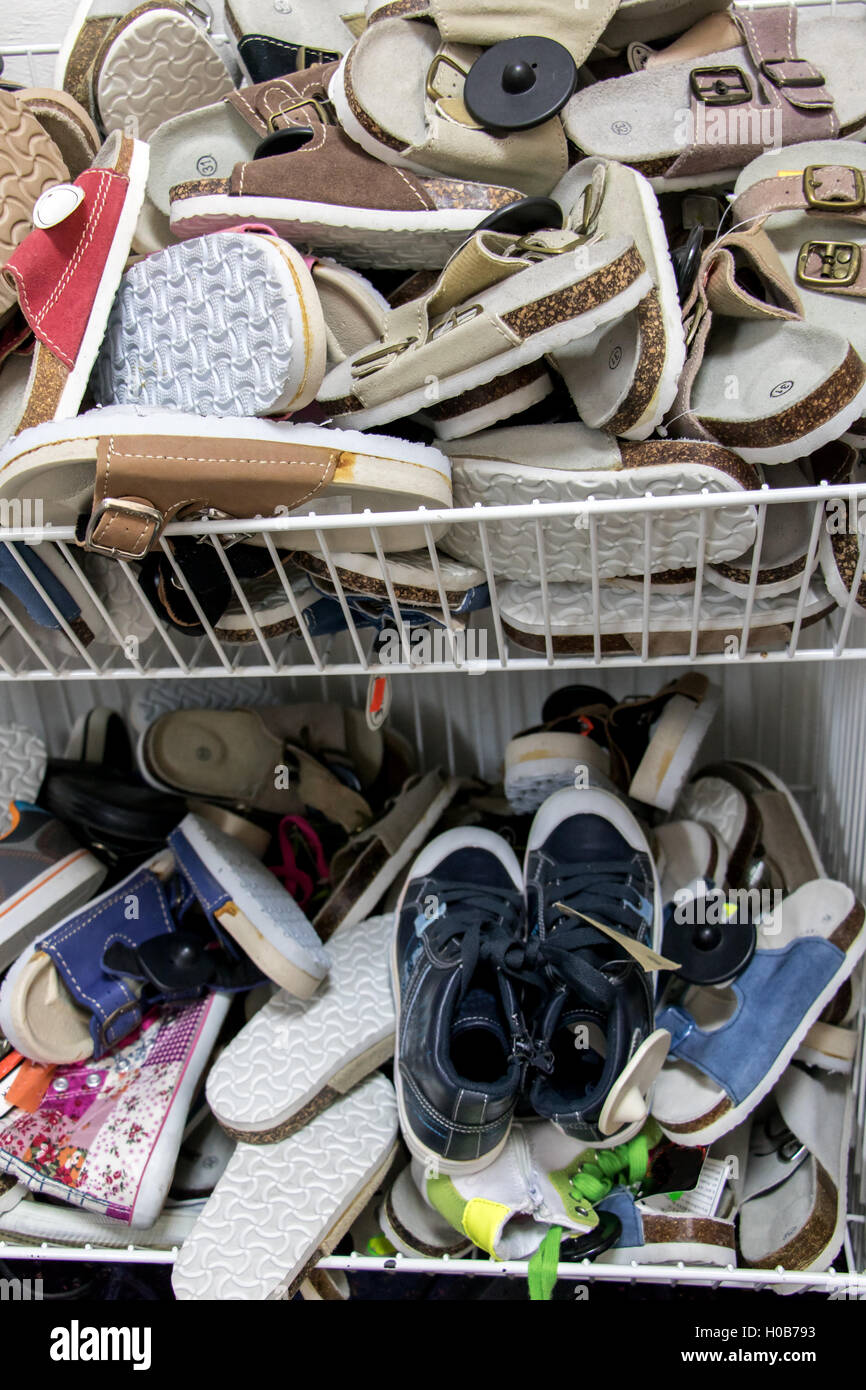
[
  {"x1": 420, "y1": 880, "x2": 545, "y2": 1064},
  {"x1": 535, "y1": 859, "x2": 651, "y2": 1011},
  {"x1": 527, "y1": 1132, "x2": 651, "y2": 1301}
]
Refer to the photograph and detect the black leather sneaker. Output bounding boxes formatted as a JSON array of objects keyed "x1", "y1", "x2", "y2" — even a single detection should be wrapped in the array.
[
  {"x1": 392, "y1": 827, "x2": 530, "y2": 1174},
  {"x1": 523, "y1": 787, "x2": 670, "y2": 1146}
]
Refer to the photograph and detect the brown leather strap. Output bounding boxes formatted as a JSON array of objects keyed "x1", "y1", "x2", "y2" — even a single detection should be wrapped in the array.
[
  {"x1": 666, "y1": 5, "x2": 837, "y2": 182},
  {"x1": 85, "y1": 433, "x2": 338, "y2": 558},
  {"x1": 228, "y1": 62, "x2": 339, "y2": 137}
]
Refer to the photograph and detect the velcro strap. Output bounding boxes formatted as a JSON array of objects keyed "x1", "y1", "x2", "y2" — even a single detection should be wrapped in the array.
[{"x1": 84, "y1": 433, "x2": 338, "y2": 558}]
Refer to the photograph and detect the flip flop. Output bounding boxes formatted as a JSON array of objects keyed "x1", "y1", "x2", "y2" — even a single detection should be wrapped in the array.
[
  {"x1": 207, "y1": 913, "x2": 394, "y2": 1142},
  {"x1": 172, "y1": 1072, "x2": 399, "y2": 1300}
]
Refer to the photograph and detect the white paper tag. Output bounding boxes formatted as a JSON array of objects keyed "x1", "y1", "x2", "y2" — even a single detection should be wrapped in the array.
[{"x1": 643, "y1": 1157, "x2": 730, "y2": 1218}]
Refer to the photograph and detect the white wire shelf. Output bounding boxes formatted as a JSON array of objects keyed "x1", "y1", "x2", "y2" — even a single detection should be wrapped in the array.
[{"x1": 0, "y1": 482, "x2": 861, "y2": 680}]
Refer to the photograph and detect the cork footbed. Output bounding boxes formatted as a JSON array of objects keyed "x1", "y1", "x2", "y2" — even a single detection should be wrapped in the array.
[{"x1": 653, "y1": 882, "x2": 866, "y2": 1146}]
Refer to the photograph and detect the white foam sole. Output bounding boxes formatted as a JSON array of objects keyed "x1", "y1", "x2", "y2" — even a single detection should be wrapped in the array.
[
  {"x1": 92, "y1": 232, "x2": 326, "y2": 416},
  {"x1": 689, "y1": 375, "x2": 866, "y2": 469},
  {"x1": 206, "y1": 913, "x2": 394, "y2": 1136},
  {"x1": 442, "y1": 456, "x2": 756, "y2": 583},
  {"x1": 176, "y1": 812, "x2": 330, "y2": 995},
  {"x1": 628, "y1": 684, "x2": 720, "y2": 813},
  {"x1": 170, "y1": 195, "x2": 490, "y2": 270},
  {"x1": 172, "y1": 1073, "x2": 398, "y2": 1300},
  {"x1": 0, "y1": 1189, "x2": 204, "y2": 1249},
  {"x1": 0, "y1": 848, "x2": 107, "y2": 974},
  {"x1": 598, "y1": 1238, "x2": 735, "y2": 1267}
]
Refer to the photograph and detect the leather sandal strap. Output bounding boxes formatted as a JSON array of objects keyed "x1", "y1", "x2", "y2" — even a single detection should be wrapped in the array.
[{"x1": 83, "y1": 432, "x2": 338, "y2": 559}]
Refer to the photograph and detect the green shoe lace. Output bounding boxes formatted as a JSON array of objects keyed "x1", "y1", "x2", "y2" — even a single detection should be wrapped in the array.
[{"x1": 527, "y1": 1124, "x2": 657, "y2": 1302}]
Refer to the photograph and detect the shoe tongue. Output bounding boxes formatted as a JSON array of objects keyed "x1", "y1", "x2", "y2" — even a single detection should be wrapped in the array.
[{"x1": 452, "y1": 987, "x2": 509, "y2": 1052}]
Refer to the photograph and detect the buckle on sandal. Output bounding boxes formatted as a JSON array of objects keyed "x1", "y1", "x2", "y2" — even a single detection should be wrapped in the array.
[
  {"x1": 689, "y1": 65, "x2": 751, "y2": 106},
  {"x1": 351, "y1": 336, "x2": 418, "y2": 378},
  {"x1": 803, "y1": 164, "x2": 866, "y2": 211},
  {"x1": 796, "y1": 239, "x2": 861, "y2": 290},
  {"x1": 267, "y1": 96, "x2": 332, "y2": 131},
  {"x1": 426, "y1": 51, "x2": 469, "y2": 102},
  {"x1": 759, "y1": 57, "x2": 826, "y2": 90},
  {"x1": 84, "y1": 498, "x2": 164, "y2": 559}
]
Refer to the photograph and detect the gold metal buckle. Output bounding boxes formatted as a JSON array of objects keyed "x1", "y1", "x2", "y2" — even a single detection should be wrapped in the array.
[
  {"x1": 267, "y1": 96, "x2": 332, "y2": 132},
  {"x1": 796, "y1": 239, "x2": 862, "y2": 290},
  {"x1": 351, "y1": 336, "x2": 418, "y2": 378},
  {"x1": 803, "y1": 165, "x2": 866, "y2": 212},
  {"x1": 430, "y1": 303, "x2": 483, "y2": 340},
  {"x1": 425, "y1": 52, "x2": 469, "y2": 102},
  {"x1": 84, "y1": 498, "x2": 164, "y2": 559},
  {"x1": 506, "y1": 231, "x2": 582, "y2": 261},
  {"x1": 689, "y1": 65, "x2": 751, "y2": 106}
]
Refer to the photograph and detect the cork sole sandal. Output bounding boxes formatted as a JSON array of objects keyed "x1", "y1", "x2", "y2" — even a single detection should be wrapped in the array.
[
  {"x1": 379, "y1": 1165, "x2": 474, "y2": 1258},
  {"x1": 327, "y1": 21, "x2": 568, "y2": 197},
  {"x1": 172, "y1": 1073, "x2": 399, "y2": 1300},
  {"x1": 91, "y1": 1, "x2": 234, "y2": 140},
  {"x1": 736, "y1": 1066, "x2": 850, "y2": 1273},
  {"x1": 440, "y1": 425, "x2": 759, "y2": 585},
  {"x1": 206, "y1": 913, "x2": 394, "y2": 1142},
  {"x1": 564, "y1": 8, "x2": 866, "y2": 191},
  {"x1": 654, "y1": 819, "x2": 730, "y2": 906},
  {"x1": 91, "y1": 230, "x2": 327, "y2": 416},
  {"x1": 289, "y1": 548, "x2": 485, "y2": 608},
  {"x1": 730, "y1": 139, "x2": 866, "y2": 446},
  {"x1": 710, "y1": 448, "x2": 856, "y2": 600},
  {"x1": 550, "y1": 157, "x2": 685, "y2": 439},
  {"x1": 499, "y1": 576, "x2": 836, "y2": 656},
  {"x1": 0, "y1": 410, "x2": 453, "y2": 555},
  {"x1": 653, "y1": 879, "x2": 866, "y2": 1146},
  {"x1": 415, "y1": 362, "x2": 554, "y2": 441}
]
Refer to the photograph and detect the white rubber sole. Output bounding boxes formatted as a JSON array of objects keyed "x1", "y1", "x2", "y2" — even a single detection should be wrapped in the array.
[
  {"x1": 172, "y1": 1073, "x2": 399, "y2": 1300},
  {"x1": 442, "y1": 456, "x2": 756, "y2": 584},
  {"x1": 95, "y1": 8, "x2": 234, "y2": 141},
  {"x1": 628, "y1": 684, "x2": 720, "y2": 813},
  {"x1": 417, "y1": 371, "x2": 553, "y2": 442},
  {"x1": 169, "y1": 194, "x2": 489, "y2": 270},
  {"x1": 54, "y1": 137, "x2": 149, "y2": 421},
  {"x1": 92, "y1": 231, "x2": 326, "y2": 417},
  {"x1": 176, "y1": 812, "x2": 330, "y2": 997},
  {"x1": 623, "y1": 170, "x2": 687, "y2": 438},
  {"x1": 322, "y1": 270, "x2": 654, "y2": 431},
  {"x1": 0, "y1": 848, "x2": 107, "y2": 974},
  {"x1": 504, "y1": 730, "x2": 615, "y2": 814},
  {"x1": 657, "y1": 917, "x2": 866, "y2": 1147}
]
